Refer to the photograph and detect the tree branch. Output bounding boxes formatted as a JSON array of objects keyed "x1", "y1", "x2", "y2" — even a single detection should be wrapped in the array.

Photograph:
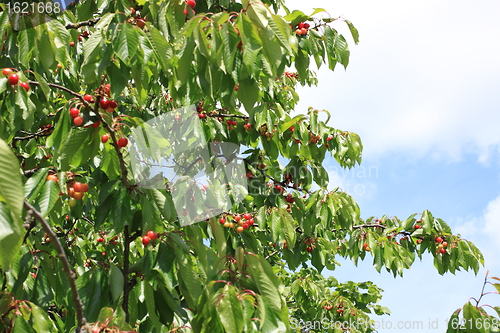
[
  {"x1": 65, "y1": 18, "x2": 101, "y2": 30},
  {"x1": 23, "y1": 201, "x2": 89, "y2": 331}
]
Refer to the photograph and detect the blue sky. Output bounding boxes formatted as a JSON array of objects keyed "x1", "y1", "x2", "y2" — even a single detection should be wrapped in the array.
[{"x1": 284, "y1": 0, "x2": 500, "y2": 331}]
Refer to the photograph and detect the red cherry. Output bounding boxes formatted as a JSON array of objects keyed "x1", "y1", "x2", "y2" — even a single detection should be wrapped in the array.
[
  {"x1": 183, "y1": 8, "x2": 188, "y2": 15},
  {"x1": 91, "y1": 121, "x2": 100, "y2": 128},
  {"x1": 198, "y1": 113, "x2": 206, "y2": 119},
  {"x1": 219, "y1": 217, "x2": 225, "y2": 224},
  {"x1": 247, "y1": 218, "x2": 254, "y2": 225},
  {"x1": 435, "y1": 236, "x2": 443, "y2": 243},
  {"x1": 8, "y1": 73, "x2": 19, "y2": 85},
  {"x1": 108, "y1": 100, "x2": 118, "y2": 108},
  {"x1": 439, "y1": 248, "x2": 446, "y2": 254},
  {"x1": 69, "y1": 41, "x2": 75, "y2": 47},
  {"x1": 101, "y1": 134, "x2": 110, "y2": 143},
  {"x1": 234, "y1": 215, "x2": 241, "y2": 222},
  {"x1": 69, "y1": 108, "x2": 80, "y2": 118},
  {"x1": 298, "y1": 22, "x2": 305, "y2": 29},
  {"x1": 147, "y1": 230, "x2": 158, "y2": 241},
  {"x1": 136, "y1": 18, "x2": 146, "y2": 28},
  {"x1": 306, "y1": 246, "x2": 313, "y2": 253},
  {"x1": 142, "y1": 236, "x2": 151, "y2": 246},
  {"x1": 73, "y1": 182, "x2": 84, "y2": 192},
  {"x1": 300, "y1": 28, "x2": 308, "y2": 35},
  {"x1": 2, "y1": 68, "x2": 12, "y2": 76},
  {"x1": 243, "y1": 213, "x2": 252, "y2": 220},
  {"x1": 117, "y1": 137, "x2": 128, "y2": 148},
  {"x1": 414, "y1": 224, "x2": 421, "y2": 229},
  {"x1": 100, "y1": 98, "x2": 109, "y2": 109},
  {"x1": 186, "y1": 0, "x2": 196, "y2": 9},
  {"x1": 83, "y1": 94, "x2": 93, "y2": 103},
  {"x1": 104, "y1": 84, "x2": 111, "y2": 97},
  {"x1": 20, "y1": 82, "x2": 29, "y2": 91},
  {"x1": 46, "y1": 174, "x2": 58, "y2": 182},
  {"x1": 97, "y1": 237, "x2": 104, "y2": 243},
  {"x1": 242, "y1": 223, "x2": 249, "y2": 229},
  {"x1": 295, "y1": 29, "x2": 302, "y2": 35},
  {"x1": 73, "y1": 116, "x2": 84, "y2": 127},
  {"x1": 442, "y1": 241, "x2": 448, "y2": 248},
  {"x1": 81, "y1": 183, "x2": 89, "y2": 192},
  {"x1": 68, "y1": 188, "x2": 75, "y2": 197},
  {"x1": 73, "y1": 191, "x2": 84, "y2": 200},
  {"x1": 303, "y1": 23, "x2": 310, "y2": 29}
]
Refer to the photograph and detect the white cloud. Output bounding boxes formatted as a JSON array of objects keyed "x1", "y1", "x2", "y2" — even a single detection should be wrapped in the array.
[
  {"x1": 285, "y1": 0, "x2": 500, "y2": 162},
  {"x1": 484, "y1": 195, "x2": 500, "y2": 237}
]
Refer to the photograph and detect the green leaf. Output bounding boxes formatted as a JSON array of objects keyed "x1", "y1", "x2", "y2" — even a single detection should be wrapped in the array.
[
  {"x1": 36, "y1": 179, "x2": 60, "y2": 218},
  {"x1": 109, "y1": 263, "x2": 124, "y2": 303},
  {"x1": 0, "y1": 139, "x2": 23, "y2": 219},
  {"x1": 345, "y1": 20, "x2": 360, "y2": 44},
  {"x1": 31, "y1": 303, "x2": 57, "y2": 333},
  {"x1": 246, "y1": 255, "x2": 283, "y2": 312},
  {"x1": 216, "y1": 284, "x2": 244, "y2": 333},
  {"x1": 237, "y1": 78, "x2": 260, "y2": 112},
  {"x1": 115, "y1": 23, "x2": 140, "y2": 64},
  {"x1": 0, "y1": 202, "x2": 23, "y2": 270}
]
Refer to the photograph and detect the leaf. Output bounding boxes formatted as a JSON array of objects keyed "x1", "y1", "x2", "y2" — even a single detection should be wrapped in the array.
[
  {"x1": 109, "y1": 263, "x2": 124, "y2": 303},
  {"x1": 237, "y1": 78, "x2": 260, "y2": 112},
  {"x1": 0, "y1": 139, "x2": 23, "y2": 219},
  {"x1": 216, "y1": 284, "x2": 244, "y2": 333},
  {"x1": 31, "y1": 303, "x2": 57, "y2": 333},
  {"x1": 345, "y1": 20, "x2": 360, "y2": 44},
  {"x1": 0, "y1": 202, "x2": 23, "y2": 270},
  {"x1": 36, "y1": 179, "x2": 60, "y2": 218},
  {"x1": 247, "y1": 2, "x2": 270, "y2": 29},
  {"x1": 115, "y1": 23, "x2": 139, "y2": 64},
  {"x1": 246, "y1": 255, "x2": 282, "y2": 312}
]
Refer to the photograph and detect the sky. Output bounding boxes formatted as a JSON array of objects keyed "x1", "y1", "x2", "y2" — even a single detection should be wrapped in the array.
[{"x1": 283, "y1": 0, "x2": 500, "y2": 331}]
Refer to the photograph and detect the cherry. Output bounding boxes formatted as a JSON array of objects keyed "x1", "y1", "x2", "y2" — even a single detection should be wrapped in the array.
[
  {"x1": 435, "y1": 236, "x2": 443, "y2": 243},
  {"x1": 83, "y1": 94, "x2": 94, "y2": 103},
  {"x1": 442, "y1": 241, "x2": 448, "y2": 248},
  {"x1": 73, "y1": 191, "x2": 84, "y2": 200},
  {"x1": 8, "y1": 73, "x2": 19, "y2": 85},
  {"x1": 73, "y1": 116, "x2": 84, "y2": 126},
  {"x1": 298, "y1": 22, "x2": 305, "y2": 29},
  {"x1": 414, "y1": 224, "x2": 421, "y2": 229},
  {"x1": 304, "y1": 23, "x2": 310, "y2": 29},
  {"x1": 236, "y1": 226, "x2": 244, "y2": 233},
  {"x1": 81, "y1": 183, "x2": 89, "y2": 192},
  {"x1": 73, "y1": 182, "x2": 84, "y2": 192},
  {"x1": 439, "y1": 248, "x2": 446, "y2": 254},
  {"x1": 100, "y1": 97, "x2": 109, "y2": 109},
  {"x1": 417, "y1": 239, "x2": 423, "y2": 244},
  {"x1": 244, "y1": 123, "x2": 251, "y2": 131},
  {"x1": 70, "y1": 41, "x2": 75, "y2": 47},
  {"x1": 142, "y1": 236, "x2": 151, "y2": 246},
  {"x1": 117, "y1": 137, "x2": 128, "y2": 148},
  {"x1": 242, "y1": 223, "x2": 249, "y2": 229},
  {"x1": 289, "y1": 126, "x2": 294, "y2": 132},
  {"x1": 2, "y1": 68, "x2": 12, "y2": 76},
  {"x1": 198, "y1": 113, "x2": 206, "y2": 119},
  {"x1": 300, "y1": 28, "x2": 307, "y2": 35},
  {"x1": 147, "y1": 230, "x2": 158, "y2": 241},
  {"x1": 136, "y1": 18, "x2": 146, "y2": 28},
  {"x1": 243, "y1": 213, "x2": 252, "y2": 220},
  {"x1": 97, "y1": 237, "x2": 104, "y2": 243},
  {"x1": 247, "y1": 218, "x2": 254, "y2": 225},
  {"x1": 68, "y1": 187, "x2": 75, "y2": 197},
  {"x1": 306, "y1": 246, "x2": 313, "y2": 253},
  {"x1": 20, "y1": 82, "x2": 29, "y2": 91},
  {"x1": 101, "y1": 134, "x2": 110, "y2": 143},
  {"x1": 186, "y1": 0, "x2": 196, "y2": 9},
  {"x1": 108, "y1": 100, "x2": 118, "y2": 108},
  {"x1": 46, "y1": 174, "x2": 58, "y2": 182},
  {"x1": 234, "y1": 215, "x2": 241, "y2": 222},
  {"x1": 219, "y1": 217, "x2": 225, "y2": 224},
  {"x1": 91, "y1": 121, "x2": 100, "y2": 128},
  {"x1": 295, "y1": 29, "x2": 302, "y2": 35},
  {"x1": 183, "y1": 8, "x2": 188, "y2": 15},
  {"x1": 69, "y1": 108, "x2": 80, "y2": 118}
]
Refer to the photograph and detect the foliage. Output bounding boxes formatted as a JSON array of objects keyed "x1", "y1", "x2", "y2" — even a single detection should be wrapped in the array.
[{"x1": 0, "y1": 0, "x2": 485, "y2": 332}]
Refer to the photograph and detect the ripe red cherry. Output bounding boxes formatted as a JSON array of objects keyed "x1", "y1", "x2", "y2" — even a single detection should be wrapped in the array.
[
  {"x1": 303, "y1": 23, "x2": 310, "y2": 29},
  {"x1": 81, "y1": 183, "x2": 89, "y2": 192},
  {"x1": 298, "y1": 22, "x2": 305, "y2": 29},
  {"x1": 100, "y1": 97, "x2": 109, "y2": 109},
  {"x1": 73, "y1": 116, "x2": 84, "y2": 126},
  {"x1": 73, "y1": 182, "x2": 84, "y2": 192},
  {"x1": 46, "y1": 174, "x2": 58, "y2": 182},
  {"x1": 414, "y1": 224, "x2": 421, "y2": 229},
  {"x1": 108, "y1": 100, "x2": 118, "y2": 108},
  {"x1": 219, "y1": 217, "x2": 225, "y2": 224},
  {"x1": 439, "y1": 248, "x2": 446, "y2": 254},
  {"x1": 2, "y1": 68, "x2": 12, "y2": 76},
  {"x1": 69, "y1": 108, "x2": 80, "y2": 118},
  {"x1": 147, "y1": 230, "x2": 158, "y2": 241},
  {"x1": 183, "y1": 8, "x2": 188, "y2": 15},
  {"x1": 186, "y1": 0, "x2": 196, "y2": 9},
  {"x1": 300, "y1": 28, "x2": 308, "y2": 35},
  {"x1": 142, "y1": 236, "x2": 151, "y2": 246},
  {"x1": 306, "y1": 246, "x2": 313, "y2": 253},
  {"x1": 69, "y1": 41, "x2": 75, "y2": 47},
  {"x1": 83, "y1": 94, "x2": 94, "y2": 103},
  {"x1": 442, "y1": 241, "x2": 448, "y2": 248},
  {"x1": 91, "y1": 121, "x2": 100, "y2": 128},
  {"x1": 8, "y1": 73, "x2": 19, "y2": 85},
  {"x1": 234, "y1": 215, "x2": 241, "y2": 222},
  {"x1": 243, "y1": 213, "x2": 252, "y2": 220},
  {"x1": 20, "y1": 82, "x2": 29, "y2": 91},
  {"x1": 136, "y1": 18, "x2": 146, "y2": 28},
  {"x1": 101, "y1": 134, "x2": 110, "y2": 143},
  {"x1": 97, "y1": 237, "x2": 104, "y2": 243},
  {"x1": 435, "y1": 236, "x2": 443, "y2": 243},
  {"x1": 117, "y1": 137, "x2": 128, "y2": 148}
]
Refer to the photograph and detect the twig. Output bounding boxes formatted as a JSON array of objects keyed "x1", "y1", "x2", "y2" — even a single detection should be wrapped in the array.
[
  {"x1": 23, "y1": 201, "x2": 89, "y2": 331},
  {"x1": 122, "y1": 227, "x2": 131, "y2": 322},
  {"x1": 65, "y1": 18, "x2": 101, "y2": 30}
]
